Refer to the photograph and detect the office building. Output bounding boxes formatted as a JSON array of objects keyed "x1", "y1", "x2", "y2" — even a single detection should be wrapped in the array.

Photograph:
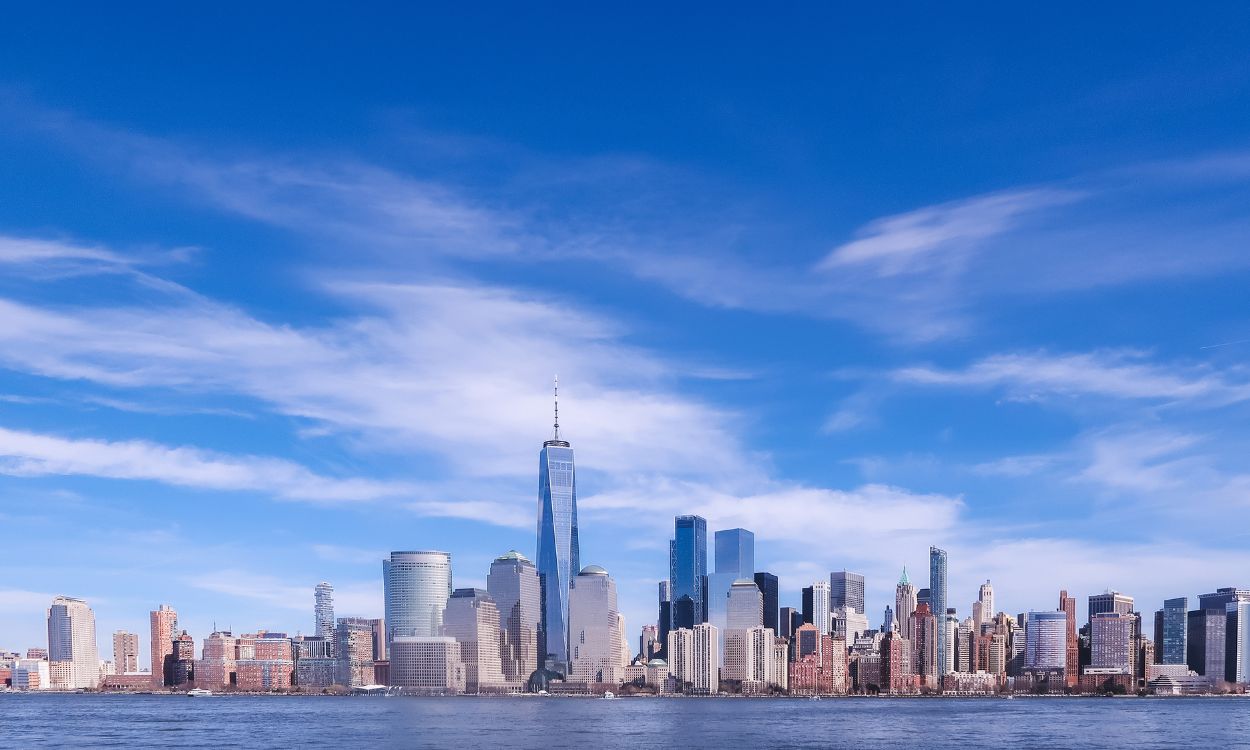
[
  {"x1": 1230, "y1": 598, "x2": 1250, "y2": 684},
  {"x1": 47, "y1": 596, "x2": 100, "y2": 690},
  {"x1": 830, "y1": 571, "x2": 866, "y2": 615},
  {"x1": 976, "y1": 581, "x2": 994, "y2": 628},
  {"x1": 1025, "y1": 610, "x2": 1067, "y2": 676},
  {"x1": 390, "y1": 637, "x2": 465, "y2": 694},
  {"x1": 1158, "y1": 597, "x2": 1188, "y2": 665},
  {"x1": 1187, "y1": 608, "x2": 1227, "y2": 681},
  {"x1": 486, "y1": 550, "x2": 541, "y2": 683},
  {"x1": 536, "y1": 385, "x2": 580, "y2": 671},
  {"x1": 567, "y1": 565, "x2": 623, "y2": 685},
  {"x1": 1090, "y1": 612, "x2": 1134, "y2": 673},
  {"x1": 442, "y1": 588, "x2": 506, "y2": 692},
  {"x1": 670, "y1": 515, "x2": 708, "y2": 631},
  {"x1": 910, "y1": 602, "x2": 937, "y2": 688},
  {"x1": 150, "y1": 604, "x2": 177, "y2": 688},
  {"x1": 896, "y1": 568, "x2": 917, "y2": 640},
  {"x1": 384, "y1": 550, "x2": 452, "y2": 647},
  {"x1": 753, "y1": 572, "x2": 779, "y2": 636},
  {"x1": 803, "y1": 580, "x2": 831, "y2": 634},
  {"x1": 707, "y1": 528, "x2": 754, "y2": 659},
  {"x1": 112, "y1": 631, "x2": 139, "y2": 674},
  {"x1": 1088, "y1": 591, "x2": 1134, "y2": 628},
  {"x1": 723, "y1": 579, "x2": 764, "y2": 681}
]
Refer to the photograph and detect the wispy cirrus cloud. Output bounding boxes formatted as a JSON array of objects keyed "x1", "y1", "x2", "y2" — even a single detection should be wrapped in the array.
[
  {"x1": 890, "y1": 349, "x2": 1250, "y2": 406},
  {"x1": 0, "y1": 425, "x2": 408, "y2": 502}
]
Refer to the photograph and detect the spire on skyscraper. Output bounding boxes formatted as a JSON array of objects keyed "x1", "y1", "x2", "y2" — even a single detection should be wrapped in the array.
[
  {"x1": 553, "y1": 374, "x2": 560, "y2": 441},
  {"x1": 899, "y1": 566, "x2": 910, "y2": 586}
]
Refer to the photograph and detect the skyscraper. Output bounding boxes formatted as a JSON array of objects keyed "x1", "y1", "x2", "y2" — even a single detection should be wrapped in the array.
[
  {"x1": 909, "y1": 602, "x2": 938, "y2": 688},
  {"x1": 976, "y1": 580, "x2": 994, "y2": 628},
  {"x1": 1090, "y1": 612, "x2": 1134, "y2": 673},
  {"x1": 928, "y1": 547, "x2": 948, "y2": 679},
  {"x1": 802, "y1": 581, "x2": 831, "y2": 633},
  {"x1": 1059, "y1": 590, "x2": 1078, "y2": 687},
  {"x1": 536, "y1": 380, "x2": 579, "y2": 671},
  {"x1": 708, "y1": 528, "x2": 755, "y2": 651},
  {"x1": 1187, "y1": 608, "x2": 1227, "y2": 681},
  {"x1": 47, "y1": 596, "x2": 100, "y2": 690},
  {"x1": 567, "y1": 565, "x2": 622, "y2": 685},
  {"x1": 669, "y1": 515, "x2": 708, "y2": 631},
  {"x1": 1159, "y1": 597, "x2": 1188, "y2": 666},
  {"x1": 384, "y1": 550, "x2": 452, "y2": 648},
  {"x1": 315, "y1": 582, "x2": 335, "y2": 642},
  {"x1": 1088, "y1": 591, "x2": 1134, "y2": 628},
  {"x1": 112, "y1": 631, "x2": 139, "y2": 674},
  {"x1": 443, "y1": 588, "x2": 506, "y2": 693},
  {"x1": 1197, "y1": 587, "x2": 1250, "y2": 684},
  {"x1": 149, "y1": 604, "x2": 177, "y2": 688},
  {"x1": 830, "y1": 571, "x2": 866, "y2": 615},
  {"x1": 1025, "y1": 610, "x2": 1067, "y2": 675},
  {"x1": 753, "y1": 572, "x2": 779, "y2": 635},
  {"x1": 895, "y1": 568, "x2": 917, "y2": 641},
  {"x1": 486, "y1": 550, "x2": 541, "y2": 683},
  {"x1": 723, "y1": 579, "x2": 764, "y2": 682}
]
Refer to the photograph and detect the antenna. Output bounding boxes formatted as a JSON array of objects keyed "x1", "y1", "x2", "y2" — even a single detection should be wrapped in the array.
[{"x1": 553, "y1": 374, "x2": 560, "y2": 440}]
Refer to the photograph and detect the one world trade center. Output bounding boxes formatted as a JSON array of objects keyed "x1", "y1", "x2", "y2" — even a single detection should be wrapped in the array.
[{"x1": 536, "y1": 378, "x2": 579, "y2": 673}]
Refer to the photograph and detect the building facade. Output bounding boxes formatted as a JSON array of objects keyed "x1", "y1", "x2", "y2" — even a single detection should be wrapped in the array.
[
  {"x1": 149, "y1": 604, "x2": 177, "y2": 688},
  {"x1": 486, "y1": 550, "x2": 541, "y2": 684},
  {"x1": 112, "y1": 631, "x2": 139, "y2": 674},
  {"x1": 567, "y1": 565, "x2": 623, "y2": 686},
  {"x1": 928, "y1": 547, "x2": 948, "y2": 680},
  {"x1": 383, "y1": 550, "x2": 452, "y2": 647},
  {"x1": 536, "y1": 399, "x2": 580, "y2": 672},
  {"x1": 442, "y1": 588, "x2": 506, "y2": 692},
  {"x1": 47, "y1": 596, "x2": 99, "y2": 690},
  {"x1": 315, "y1": 582, "x2": 335, "y2": 642},
  {"x1": 390, "y1": 637, "x2": 465, "y2": 694},
  {"x1": 669, "y1": 515, "x2": 708, "y2": 631}
]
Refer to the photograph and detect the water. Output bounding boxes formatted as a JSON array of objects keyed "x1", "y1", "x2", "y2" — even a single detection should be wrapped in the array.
[{"x1": 3, "y1": 693, "x2": 1248, "y2": 749}]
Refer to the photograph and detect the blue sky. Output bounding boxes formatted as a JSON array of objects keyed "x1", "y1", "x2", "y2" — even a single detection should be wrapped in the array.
[{"x1": 3, "y1": 5, "x2": 1250, "y2": 663}]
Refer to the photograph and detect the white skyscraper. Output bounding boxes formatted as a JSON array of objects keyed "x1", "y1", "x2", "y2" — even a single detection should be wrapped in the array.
[
  {"x1": 315, "y1": 582, "x2": 335, "y2": 641},
  {"x1": 811, "y1": 580, "x2": 831, "y2": 634},
  {"x1": 567, "y1": 565, "x2": 623, "y2": 685},
  {"x1": 976, "y1": 580, "x2": 994, "y2": 629},
  {"x1": 47, "y1": 596, "x2": 100, "y2": 690}
]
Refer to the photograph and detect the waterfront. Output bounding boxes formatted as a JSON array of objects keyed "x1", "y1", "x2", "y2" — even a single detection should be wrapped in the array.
[{"x1": 4, "y1": 694, "x2": 1248, "y2": 749}]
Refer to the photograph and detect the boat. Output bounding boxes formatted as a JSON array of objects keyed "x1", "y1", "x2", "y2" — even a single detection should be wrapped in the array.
[
  {"x1": 603, "y1": 691, "x2": 617, "y2": 699},
  {"x1": 187, "y1": 688, "x2": 213, "y2": 697}
]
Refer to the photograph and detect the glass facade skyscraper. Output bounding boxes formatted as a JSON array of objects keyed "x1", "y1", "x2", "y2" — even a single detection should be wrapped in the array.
[
  {"x1": 669, "y1": 515, "x2": 707, "y2": 628},
  {"x1": 536, "y1": 398, "x2": 579, "y2": 672},
  {"x1": 707, "y1": 527, "x2": 754, "y2": 658},
  {"x1": 383, "y1": 550, "x2": 452, "y2": 646},
  {"x1": 830, "y1": 570, "x2": 866, "y2": 614},
  {"x1": 1161, "y1": 596, "x2": 1188, "y2": 665},
  {"x1": 929, "y1": 546, "x2": 949, "y2": 678}
]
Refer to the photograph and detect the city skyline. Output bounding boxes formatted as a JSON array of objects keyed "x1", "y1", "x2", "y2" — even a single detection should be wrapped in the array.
[{"x1": 5, "y1": 5, "x2": 1250, "y2": 670}]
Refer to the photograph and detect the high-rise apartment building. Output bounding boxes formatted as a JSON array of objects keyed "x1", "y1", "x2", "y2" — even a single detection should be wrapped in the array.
[
  {"x1": 112, "y1": 631, "x2": 139, "y2": 674},
  {"x1": 486, "y1": 550, "x2": 541, "y2": 683},
  {"x1": 442, "y1": 588, "x2": 506, "y2": 693},
  {"x1": 384, "y1": 550, "x2": 452, "y2": 648},
  {"x1": 536, "y1": 385, "x2": 580, "y2": 672},
  {"x1": 567, "y1": 565, "x2": 623, "y2": 685},
  {"x1": 1059, "y1": 590, "x2": 1078, "y2": 687},
  {"x1": 315, "y1": 582, "x2": 335, "y2": 642},
  {"x1": 669, "y1": 515, "x2": 708, "y2": 631},
  {"x1": 830, "y1": 571, "x2": 866, "y2": 615},
  {"x1": 928, "y1": 547, "x2": 948, "y2": 679},
  {"x1": 149, "y1": 604, "x2": 177, "y2": 688},
  {"x1": 666, "y1": 623, "x2": 719, "y2": 695},
  {"x1": 166, "y1": 631, "x2": 195, "y2": 686},
  {"x1": 335, "y1": 617, "x2": 376, "y2": 688},
  {"x1": 47, "y1": 596, "x2": 100, "y2": 690},
  {"x1": 896, "y1": 568, "x2": 917, "y2": 641},
  {"x1": 909, "y1": 602, "x2": 937, "y2": 688}
]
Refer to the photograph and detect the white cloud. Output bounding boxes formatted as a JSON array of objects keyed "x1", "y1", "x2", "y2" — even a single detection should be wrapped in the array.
[
  {"x1": 187, "y1": 569, "x2": 381, "y2": 617},
  {"x1": 818, "y1": 188, "x2": 1080, "y2": 276},
  {"x1": 891, "y1": 350, "x2": 1250, "y2": 405},
  {"x1": 0, "y1": 425, "x2": 408, "y2": 502}
]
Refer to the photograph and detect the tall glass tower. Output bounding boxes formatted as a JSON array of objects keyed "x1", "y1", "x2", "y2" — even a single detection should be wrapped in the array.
[
  {"x1": 536, "y1": 378, "x2": 579, "y2": 672},
  {"x1": 669, "y1": 515, "x2": 708, "y2": 628},
  {"x1": 929, "y1": 546, "x2": 949, "y2": 678}
]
